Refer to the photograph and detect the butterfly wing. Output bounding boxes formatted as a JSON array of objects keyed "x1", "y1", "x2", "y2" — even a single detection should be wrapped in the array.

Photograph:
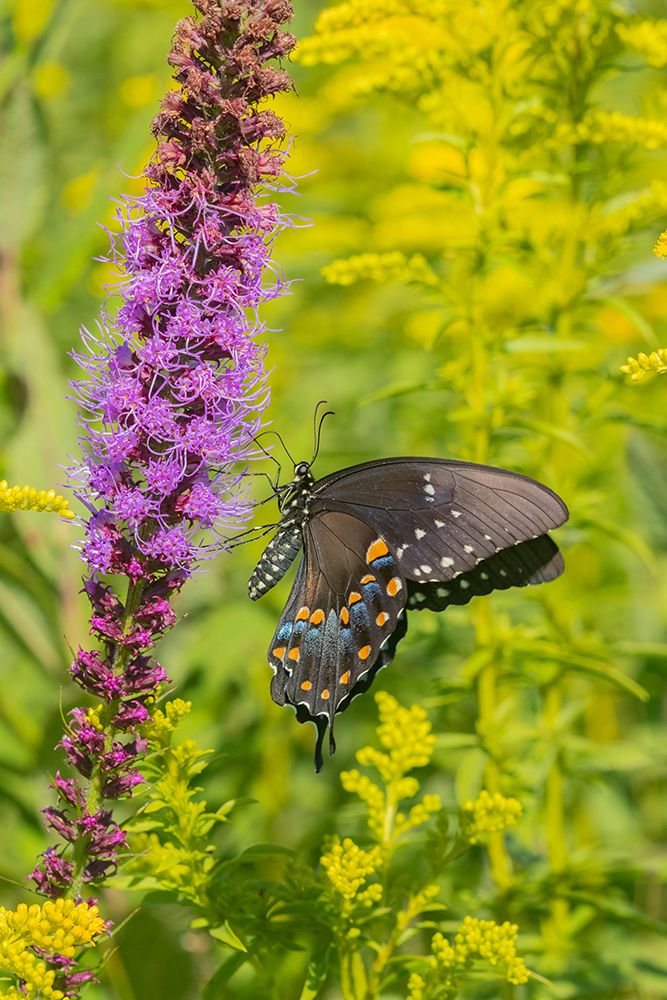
[
  {"x1": 310, "y1": 457, "x2": 568, "y2": 587},
  {"x1": 267, "y1": 509, "x2": 407, "y2": 769},
  {"x1": 407, "y1": 534, "x2": 563, "y2": 611}
]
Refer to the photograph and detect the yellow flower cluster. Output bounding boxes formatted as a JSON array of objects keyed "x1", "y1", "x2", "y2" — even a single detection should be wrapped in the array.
[
  {"x1": 617, "y1": 20, "x2": 667, "y2": 68},
  {"x1": 594, "y1": 182, "x2": 667, "y2": 239},
  {"x1": 654, "y1": 229, "x2": 667, "y2": 258},
  {"x1": 145, "y1": 698, "x2": 192, "y2": 744},
  {"x1": 555, "y1": 110, "x2": 667, "y2": 150},
  {"x1": 340, "y1": 693, "x2": 441, "y2": 845},
  {"x1": 85, "y1": 704, "x2": 105, "y2": 731},
  {"x1": 408, "y1": 917, "x2": 529, "y2": 997},
  {"x1": 461, "y1": 790, "x2": 523, "y2": 843},
  {"x1": 620, "y1": 348, "x2": 667, "y2": 382},
  {"x1": 322, "y1": 251, "x2": 438, "y2": 288},
  {"x1": 0, "y1": 481, "x2": 74, "y2": 519},
  {"x1": 0, "y1": 900, "x2": 105, "y2": 999},
  {"x1": 320, "y1": 837, "x2": 383, "y2": 914},
  {"x1": 295, "y1": 1, "x2": 455, "y2": 67}
]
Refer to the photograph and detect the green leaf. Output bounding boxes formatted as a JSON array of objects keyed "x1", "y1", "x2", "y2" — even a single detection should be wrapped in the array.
[
  {"x1": 511, "y1": 418, "x2": 590, "y2": 455},
  {"x1": 209, "y1": 922, "x2": 248, "y2": 952},
  {"x1": 201, "y1": 954, "x2": 248, "y2": 998},
  {"x1": 504, "y1": 335, "x2": 586, "y2": 353},
  {"x1": 299, "y1": 946, "x2": 331, "y2": 1000}
]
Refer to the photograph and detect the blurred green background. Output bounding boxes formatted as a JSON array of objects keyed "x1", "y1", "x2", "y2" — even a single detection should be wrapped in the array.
[{"x1": 1, "y1": 0, "x2": 667, "y2": 996}]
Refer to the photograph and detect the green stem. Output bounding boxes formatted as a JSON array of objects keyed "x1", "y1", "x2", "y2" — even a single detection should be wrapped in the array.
[{"x1": 544, "y1": 682, "x2": 569, "y2": 946}]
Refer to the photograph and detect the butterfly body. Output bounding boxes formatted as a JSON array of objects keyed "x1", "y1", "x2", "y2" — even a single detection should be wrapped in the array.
[{"x1": 249, "y1": 456, "x2": 568, "y2": 769}]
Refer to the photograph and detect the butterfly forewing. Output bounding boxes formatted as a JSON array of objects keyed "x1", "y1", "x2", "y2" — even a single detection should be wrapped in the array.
[
  {"x1": 311, "y1": 458, "x2": 567, "y2": 585},
  {"x1": 267, "y1": 511, "x2": 407, "y2": 740}
]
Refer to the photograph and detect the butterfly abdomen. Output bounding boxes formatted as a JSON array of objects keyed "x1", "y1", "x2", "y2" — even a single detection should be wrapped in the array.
[{"x1": 248, "y1": 521, "x2": 303, "y2": 600}]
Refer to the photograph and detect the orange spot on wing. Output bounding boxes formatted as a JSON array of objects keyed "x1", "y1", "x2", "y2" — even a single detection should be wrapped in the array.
[
  {"x1": 340, "y1": 607, "x2": 350, "y2": 625},
  {"x1": 300, "y1": 680, "x2": 312, "y2": 691},
  {"x1": 340, "y1": 671, "x2": 350, "y2": 684},
  {"x1": 366, "y1": 538, "x2": 389, "y2": 563},
  {"x1": 272, "y1": 646, "x2": 286, "y2": 659},
  {"x1": 309, "y1": 608, "x2": 325, "y2": 625},
  {"x1": 348, "y1": 591, "x2": 362, "y2": 604},
  {"x1": 296, "y1": 606, "x2": 310, "y2": 621},
  {"x1": 386, "y1": 577, "x2": 403, "y2": 597},
  {"x1": 321, "y1": 688, "x2": 330, "y2": 700},
  {"x1": 360, "y1": 574, "x2": 376, "y2": 585},
  {"x1": 288, "y1": 648, "x2": 300, "y2": 661},
  {"x1": 376, "y1": 612, "x2": 389, "y2": 626},
  {"x1": 358, "y1": 645, "x2": 371, "y2": 661}
]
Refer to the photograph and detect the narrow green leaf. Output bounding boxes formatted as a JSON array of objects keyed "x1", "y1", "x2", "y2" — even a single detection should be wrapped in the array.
[
  {"x1": 202, "y1": 954, "x2": 247, "y2": 998},
  {"x1": 209, "y1": 922, "x2": 248, "y2": 952}
]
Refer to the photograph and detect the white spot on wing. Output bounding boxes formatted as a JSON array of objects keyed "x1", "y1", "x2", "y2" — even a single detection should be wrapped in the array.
[
  {"x1": 415, "y1": 528, "x2": 425, "y2": 539},
  {"x1": 435, "y1": 519, "x2": 445, "y2": 528},
  {"x1": 460, "y1": 580, "x2": 470, "y2": 589},
  {"x1": 420, "y1": 564, "x2": 432, "y2": 574},
  {"x1": 423, "y1": 473, "x2": 432, "y2": 482},
  {"x1": 440, "y1": 556, "x2": 454, "y2": 568},
  {"x1": 480, "y1": 572, "x2": 489, "y2": 580},
  {"x1": 424, "y1": 483, "x2": 435, "y2": 495},
  {"x1": 436, "y1": 587, "x2": 449, "y2": 597},
  {"x1": 484, "y1": 534, "x2": 492, "y2": 541},
  {"x1": 464, "y1": 545, "x2": 474, "y2": 554},
  {"x1": 451, "y1": 510, "x2": 462, "y2": 518}
]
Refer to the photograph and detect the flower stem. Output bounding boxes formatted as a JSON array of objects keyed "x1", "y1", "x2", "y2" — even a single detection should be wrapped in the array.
[{"x1": 544, "y1": 682, "x2": 569, "y2": 949}]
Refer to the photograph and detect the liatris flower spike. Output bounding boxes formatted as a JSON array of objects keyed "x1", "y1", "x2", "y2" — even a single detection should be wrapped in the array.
[{"x1": 31, "y1": 0, "x2": 296, "y2": 905}]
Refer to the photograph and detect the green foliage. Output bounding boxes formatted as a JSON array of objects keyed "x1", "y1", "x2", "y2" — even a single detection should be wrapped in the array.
[
  {"x1": 1, "y1": 0, "x2": 666, "y2": 997},
  {"x1": 116, "y1": 694, "x2": 533, "y2": 998}
]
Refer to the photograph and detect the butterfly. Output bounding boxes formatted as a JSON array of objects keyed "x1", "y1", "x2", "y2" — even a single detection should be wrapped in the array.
[{"x1": 248, "y1": 446, "x2": 568, "y2": 770}]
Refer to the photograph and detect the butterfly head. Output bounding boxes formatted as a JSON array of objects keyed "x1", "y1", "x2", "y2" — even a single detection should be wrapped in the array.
[{"x1": 277, "y1": 461, "x2": 315, "y2": 513}]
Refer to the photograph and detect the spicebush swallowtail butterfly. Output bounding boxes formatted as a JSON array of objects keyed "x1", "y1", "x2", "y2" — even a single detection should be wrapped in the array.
[{"x1": 248, "y1": 446, "x2": 568, "y2": 770}]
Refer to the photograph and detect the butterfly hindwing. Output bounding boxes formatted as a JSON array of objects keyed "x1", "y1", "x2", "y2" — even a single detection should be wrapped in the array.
[
  {"x1": 267, "y1": 510, "x2": 407, "y2": 765},
  {"x1": 407, "y1": 534, "x2": 564, "y2": 611}
]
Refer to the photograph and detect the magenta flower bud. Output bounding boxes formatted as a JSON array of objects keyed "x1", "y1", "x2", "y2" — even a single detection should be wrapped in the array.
[{"x1": 114, "y1": 701, "x2": 152, "y2": 730}]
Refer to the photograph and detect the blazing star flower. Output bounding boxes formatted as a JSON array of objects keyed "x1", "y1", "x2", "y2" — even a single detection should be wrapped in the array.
[{"x1": 31, "y1": 0, "x2": 295, "y2": 916}]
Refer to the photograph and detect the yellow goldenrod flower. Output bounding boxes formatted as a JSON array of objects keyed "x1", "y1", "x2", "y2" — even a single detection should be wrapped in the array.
[
  {"x1": 620, "y1": 348, "x2": 667, "y2": 383},
  {"x1": 85, "y1": 704, "x2": 105, "y2": 731},
  {"x1": 322, "y1": 251, "x2": 438, "y2": 288},
  {"x1": 450, "y1": 916, "x2": 529, "y2": 984},
  {"x1": 145, "y1": 698, "x2": 192, "y2": 744},
  {"x1": 617, "y1": 20, "x2": 667, "y2": 68},
  {"x1": 407, "y1": 972, "x2": 428, "y2": 999},
  {"x1": 555, "y1": 110, "x2": 667, "y2": 150},
  {"x1": 653, "y1": 229, "x2": 667, "y2": 258},
  {"x1": 0, "y1": 481, "x2": 75, "y2": 520},
  {"x1": 368, "y1": 691, "x2": 436, "y2": 779},
  {"x1": 339, "y1": 694, "x2": 441, "y2": 846},
  {"x1": 461, "y1": 790, "x2": 523, "y2": 843},
  {"x1": 0, "y1": 899, "x2": 105, "y2": 999},
  {"x1": 320, "y1": 836, "x2": 383, "y2": 910}
]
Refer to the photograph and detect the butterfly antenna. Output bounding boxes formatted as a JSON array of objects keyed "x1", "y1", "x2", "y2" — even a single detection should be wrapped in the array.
[
  {"x1": 311, "y1": 401, "x2": 335, "y2": 465},
  {"x1": 255, "y1": 429, "x2": 297, "y2": 468}
]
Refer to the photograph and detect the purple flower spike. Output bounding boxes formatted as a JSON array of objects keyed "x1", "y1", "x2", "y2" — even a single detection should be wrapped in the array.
[{"x1": 32, "y1": 0, "x2": 295, "y2": 915}]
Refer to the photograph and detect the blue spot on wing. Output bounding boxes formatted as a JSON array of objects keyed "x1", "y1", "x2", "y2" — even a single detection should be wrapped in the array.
[{"x1": 369, "y1": 554, "x2": 394, "y2": 570}]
